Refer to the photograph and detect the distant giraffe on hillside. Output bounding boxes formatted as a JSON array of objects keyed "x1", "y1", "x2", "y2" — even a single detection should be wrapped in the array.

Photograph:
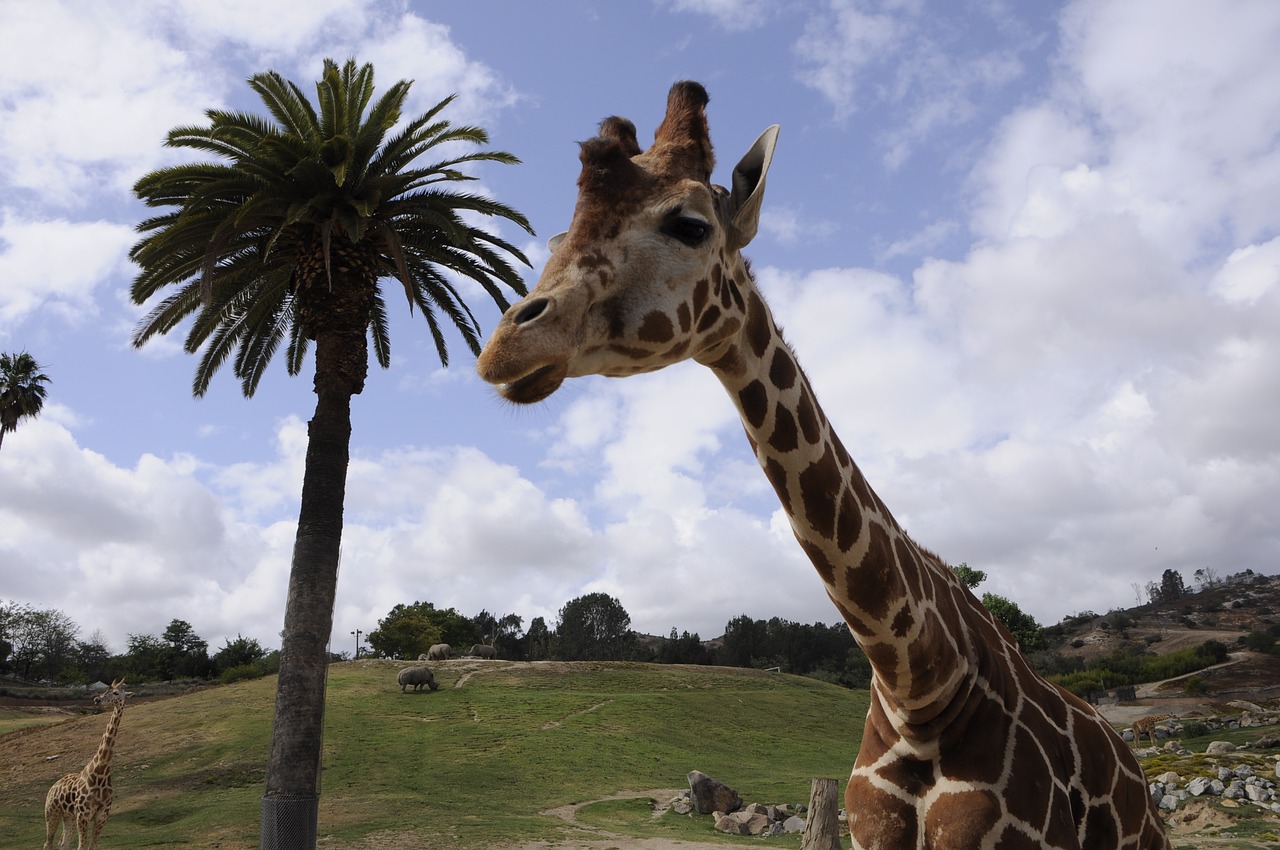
[
  {"x1": 44, "y1": 678, "x2": 130, "y2": 850},
  {"x1": 1132, "y1": 714, "x2": 1174, "y2": 747}
]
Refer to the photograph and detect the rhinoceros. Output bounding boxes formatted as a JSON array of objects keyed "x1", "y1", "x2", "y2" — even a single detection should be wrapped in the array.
[
  {"x1": 425, "y1": 643, "x2": 452, "y2": 661},
  {"x1": 397, "y1": 665, "x2": 439, "y2": 693},
  {"x1": 469, "y1": 644, "x2": 497, "y2": 659}
]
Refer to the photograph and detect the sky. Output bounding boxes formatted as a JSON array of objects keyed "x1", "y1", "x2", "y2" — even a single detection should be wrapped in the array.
[{"x1": 1, "y1": 0, "x2": 1278, "y2": 658}]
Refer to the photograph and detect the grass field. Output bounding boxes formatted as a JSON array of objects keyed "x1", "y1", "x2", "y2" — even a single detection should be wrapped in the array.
[{"x1": 0, "y1": 659, "x2": 868, "y2": 848}]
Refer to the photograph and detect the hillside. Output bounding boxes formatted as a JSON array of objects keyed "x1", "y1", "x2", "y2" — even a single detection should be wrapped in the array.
[
  {"x1": 1041, "y1": 571, "x2": 1280, "y2": 711},
  {"x1": 0, "y1": 660, "x2": 866, "y2": 849}
]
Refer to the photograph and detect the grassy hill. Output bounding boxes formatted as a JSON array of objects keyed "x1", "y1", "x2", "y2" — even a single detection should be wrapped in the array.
[{"x1": 0, "y1": 659, "x2": 867, "y2": 849}]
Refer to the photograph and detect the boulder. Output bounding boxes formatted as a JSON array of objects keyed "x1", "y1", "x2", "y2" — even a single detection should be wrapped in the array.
[
  {"x1": 687, "y1": 770, "x2": 742, "y2": 814},
  {"x1": 714, "y1": 810, "x2": 770, "y2": 835},
  {"x1": 1205, "y1": 741, "x2": 1236, "y2": 755}
]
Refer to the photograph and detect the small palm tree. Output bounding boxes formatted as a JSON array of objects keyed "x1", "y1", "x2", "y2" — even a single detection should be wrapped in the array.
[
  {"x1": 129, "y1": 58, "x2": 532, "y2": 845},
  {"x1": 0, "y1": 351, "x2": 50, "y2": 451}
]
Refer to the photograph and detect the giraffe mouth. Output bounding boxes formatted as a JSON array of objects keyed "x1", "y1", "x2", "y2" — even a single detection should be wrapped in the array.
[{"x1": 498, "y1": 362, "x2": 569, "y2": 404}]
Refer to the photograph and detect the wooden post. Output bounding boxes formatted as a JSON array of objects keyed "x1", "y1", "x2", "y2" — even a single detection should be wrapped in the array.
[{"x1": 801, "y1": 777, "x2": 843, "y2": 850}]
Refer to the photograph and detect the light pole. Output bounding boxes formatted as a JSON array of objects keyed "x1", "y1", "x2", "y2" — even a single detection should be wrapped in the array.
[{"x1": 350, "y1": 629, "x2": 362, "y2": 659}]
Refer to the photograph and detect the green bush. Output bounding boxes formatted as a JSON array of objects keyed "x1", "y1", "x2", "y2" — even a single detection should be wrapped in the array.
[
  {"x1": 1183, "y1": 675, "x2": 1208, "y2": 696},
  {"x1": 219, "y1": 664, "x2": 262, "y2": 684},
  {"x1": 1181, "y1": 720, "x2": 1209, "y2": 738}
]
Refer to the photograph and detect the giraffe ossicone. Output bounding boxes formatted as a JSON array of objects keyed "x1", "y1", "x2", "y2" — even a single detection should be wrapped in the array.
[
  {"x1": 44, "y1": 678, "x2": 130, "y2": 850},
  {"x1": 477, "y1": 81, "x2": 1169, "y2": 850}
]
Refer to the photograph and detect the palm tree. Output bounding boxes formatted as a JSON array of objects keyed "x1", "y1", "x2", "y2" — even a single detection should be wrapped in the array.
[
  {"x1": 129, "y1": 59, "x2": 532, "y2": 847},
  {"x1": 0, "y1": 351, "x2": 50, "y2": 451}
]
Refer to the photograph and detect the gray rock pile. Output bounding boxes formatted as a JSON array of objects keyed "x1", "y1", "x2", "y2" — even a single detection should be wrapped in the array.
[
  {"x1": 1148, "y1": 760, "x2": 1280, "y2": 814},
  {"x1": 678, "y1": 770, "x2": 817, "y2": 837}
]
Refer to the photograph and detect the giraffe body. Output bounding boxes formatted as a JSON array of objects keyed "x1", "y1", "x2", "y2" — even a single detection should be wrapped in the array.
[
  {"x1": 477, "y1": 82, "x2": 1169, "y2": 849},
  {"x1": 1131, "y1": 714, "x2": 1174, "y2": 747},
  {"x1": 44, "y1": 679, "x2": 129, "y2": 850}
]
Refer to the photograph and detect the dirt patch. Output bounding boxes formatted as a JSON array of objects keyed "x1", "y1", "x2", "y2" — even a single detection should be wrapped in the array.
[{"x1": 1167, "y1": 801, "x2": 1239, "y2": 835}]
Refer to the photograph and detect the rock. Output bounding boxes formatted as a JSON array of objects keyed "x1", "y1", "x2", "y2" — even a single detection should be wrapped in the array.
[
  {"x1": 1234, "y1": 765, "x2": 1255, "y2": 779},
  {"x1": 1159, "y1": 794, "x2": 1179, "y2": 811},
  {"x1": 1246, "y1": 784, "x2": 1270, "y2": 803},
  {"x1": 687, "y1": 770, "x2": 742, "y2": 815},
  {"x1": 782, "y1": 815, "x2": 807, "y2": 834},
  {"x1": 1186, "y1": 777, "x2": 1211, "y2": 796},
  {"x1": 1205, "y1": 741, "x2": 1236, "y2": 755},
  {"x1": 1228, "y1": 700, "x2": 1264, "y2": 712},
  {"x1": 1218, "y1": 767, "x2": 1235, "y2": 781},
  {"x1": 714, "y1": 810, "x2": 769, "y2": 835},
  {"x1": 1155, "y1": 771, "x2": 1181, "y2": 785}
]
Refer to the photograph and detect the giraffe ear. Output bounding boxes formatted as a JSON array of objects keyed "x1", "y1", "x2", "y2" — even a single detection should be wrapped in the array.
[
  {"x1": 548, "y1": 231, "x2": 567, "y2": 252},
  {"x1": 726, "y1": 125, "x2": 779, "y2": 250}
]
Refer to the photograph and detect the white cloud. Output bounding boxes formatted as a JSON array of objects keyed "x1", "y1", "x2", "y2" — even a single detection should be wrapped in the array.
[
  {"x1": 0, "y1": 213, "x2": 135, "y2": 327},
  {"x1": 661, "y1": 0, "x2": 775, "y2": 31},
  {"x1": 1212, "y1": 238, "x2": 1280, "y2": 306},
  {"x1": 0, "y1": 3, "x2": 225, "y2": 206}
]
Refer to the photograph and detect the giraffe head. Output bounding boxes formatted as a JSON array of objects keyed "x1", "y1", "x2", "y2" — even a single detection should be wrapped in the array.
[
  {"x1": 92, "y1": 678, "x2": 130, "y2": 709},
  {"x1": 477, "y1": 81, "x2": 778, "y2": 403}
]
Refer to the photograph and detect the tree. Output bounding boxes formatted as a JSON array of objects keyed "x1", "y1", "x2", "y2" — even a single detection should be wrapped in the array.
[
  {"x1": 721, "y1": 614, "x2": 769, "y2": 668},
  {"x1": 0, "y1": 351, "x2": 50, "y2": 451},
  {"x1": 525, "y1": 616, "x2": 552, "y2": 661},
  {"x1": 367, "y1": 602, "x2": 443, "y2": 659},
  {"x1": 124, "y1": 633, "x2": 168, "y2": 680},
  {"x1": 1159, "y1": 569, "x2": 1188, "y2": 603},
  {"x1": 980, "y1": 593, "x2": 1048, "y2": 653},
  {"x1": 162, "y1": 619, "x2": 213, "y2": 679},
  {"x1": 213, "y1": 634, "x2": 268, "y2": 673},
  {"x1": 367, "y1": 602, "x2": 475, "y2": 659},
  {"x1": 1193, "y1": 567, "x2": 1221, "y2": 592},
  {"x1": 658, "y1": 628, "x2": 711, "y2": 665},
  {"x1": 1, "y1": 604, "x2": 79, "y2": 682},
  {"x1": 950, "y1": 562, "x2": 987, "y2": 589},
  {"x1": 128, "y1": 58, "x2": 531, "y2": 843},
  {"x1": 77, "y1": 631, "x2": 112, "y2": 683},
  {"x1": 555, "y1": 593, "x2": 637, "y2": 661}
]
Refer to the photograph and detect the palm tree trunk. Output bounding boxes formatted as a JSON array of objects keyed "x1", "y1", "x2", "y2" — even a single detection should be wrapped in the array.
[{"x1": 261, "y1": 326, "x2": 364, "y2": 850}]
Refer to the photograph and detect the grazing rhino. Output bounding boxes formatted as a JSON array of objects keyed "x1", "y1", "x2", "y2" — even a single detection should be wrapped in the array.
[
  {"x1": 397, "y1": 666, "x2": 439, "y2": 693},
  {"x1": 470, "y1": 644, "x2": 497, "y2": 659},
  {"x1": 425, "y1": 643, "x2": 452, "y2": 661}
]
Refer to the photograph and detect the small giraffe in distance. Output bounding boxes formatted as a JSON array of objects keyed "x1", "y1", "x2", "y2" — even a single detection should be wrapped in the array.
[
  {"x1": 1131, "y1": 714, "x2": 1175, "y2": 748},
  {"x1": 44, "y1": 678, "x2": 130, "y2": 850},
  {"x1": 477, "y1": 82, "x2": 1170, "y2": 848}
]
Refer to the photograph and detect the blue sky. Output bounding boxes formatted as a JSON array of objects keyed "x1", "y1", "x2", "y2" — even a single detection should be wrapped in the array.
[{"x1": 2, "y1": 0, "x2": 1278, "y2": 656}]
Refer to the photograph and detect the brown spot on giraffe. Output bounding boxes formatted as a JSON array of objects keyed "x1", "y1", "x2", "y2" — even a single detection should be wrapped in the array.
[
  {"x1": 637, "y1": 310, "x2": 675, "y2": 343},
  {"x1": 474, "y1": 81, "x2": 1171, "y2": 849},
  {"x1": 769, "y1": 346, "x2": 797, "y2": 389},
  {"x1": 768, "y1": 402, "x2": 798, "y2": 452}
]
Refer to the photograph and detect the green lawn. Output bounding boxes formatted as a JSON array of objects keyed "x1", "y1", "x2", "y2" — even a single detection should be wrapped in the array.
[{"x1": 0, "y1": 660, "x2": 867, "y2": 848}]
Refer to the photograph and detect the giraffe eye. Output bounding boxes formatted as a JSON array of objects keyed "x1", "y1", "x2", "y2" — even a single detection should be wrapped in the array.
[{"x1": 663, "y1": 217, "x2": 711, "y2": 247}]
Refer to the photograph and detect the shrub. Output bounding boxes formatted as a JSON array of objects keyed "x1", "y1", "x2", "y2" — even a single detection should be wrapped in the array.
[
  {"x1": 1181, "y1": 720, "x2": 1209, "y2": 739},
  {"x1": 219, "y1": 664, "x2": 261, "y2": 684},
  {"x1": 1183, "y1": 675, "x2": 1208, "y2": 696}
]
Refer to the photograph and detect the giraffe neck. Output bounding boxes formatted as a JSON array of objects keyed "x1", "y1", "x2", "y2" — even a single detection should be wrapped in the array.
[
  {"x1": 702, "y1": 277, "x2": 984, "y2": 727},
  {"x1": 84, "y1": 703, "x2": 124, "y2": 778}
]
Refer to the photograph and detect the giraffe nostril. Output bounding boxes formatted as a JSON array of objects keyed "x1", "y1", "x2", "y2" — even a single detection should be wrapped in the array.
[{"x1": 511, "y1": 297, "x2": 550, "y2": 325}]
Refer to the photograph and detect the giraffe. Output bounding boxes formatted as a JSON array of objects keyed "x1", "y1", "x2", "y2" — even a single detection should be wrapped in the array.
[
  {"x1": 477, "y1": 81, "x2": 1171, "y2": 849},
  {"x1": 1131, "y1": 714, "x2": 1174, "y2": 748},
  {"x1": 44, "y1": 678, "x2": 130, "y2": 850}
]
